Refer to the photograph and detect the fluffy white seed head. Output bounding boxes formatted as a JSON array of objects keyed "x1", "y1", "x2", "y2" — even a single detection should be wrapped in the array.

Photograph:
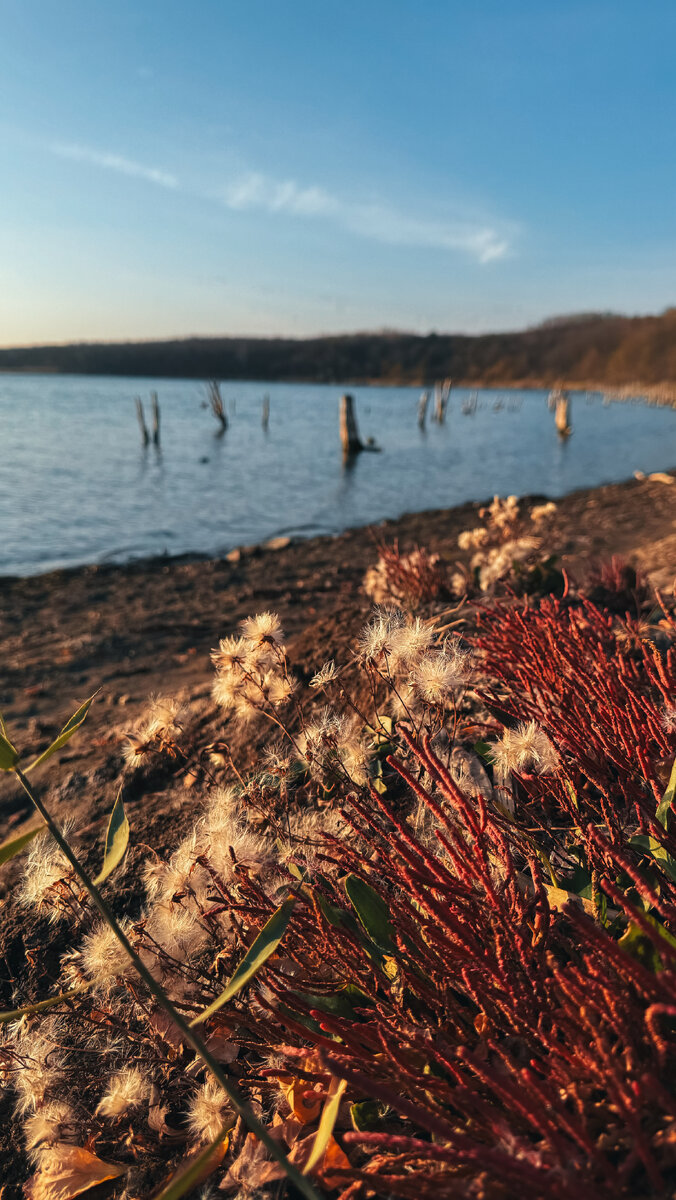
[
  {"x1": 77, "y1": 920, "x2": 133, "y2": 990},
  {"x1": 24, "y1": 1100, "x2": 78, "y2": 1159},
  {"x1": 359, "y1": 609, "x2": 406, "y2": 663},
  {"x1": 411, "y1": 645, "x2": 471, "y2": 702},
  {"x1": 96, "y1": 1067, "x2": 149, "y2": 1118},
  {"x1": 187, "y1": 1079, "x2": 234, "y2": 1144},
  {"x1": 491, "y1": 721, "x2": 560, "y2": 778},
  {"x1": 240, "y1": 612, "x2": 284, "y2": 648},
  {"x1": 20, "y1": 832, "x2": 72, "y2": 919}
]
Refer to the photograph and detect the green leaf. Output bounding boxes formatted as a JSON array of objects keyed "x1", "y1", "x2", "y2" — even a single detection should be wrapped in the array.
[
  {"x1": 345, "y1": 875, "x2": 395, "y2": 952},
  {"x1": 656, "y1": 759, "x2": 676, "y2": 829},
  {"x1": 190, "y1": 897, "x2": 296, "y2": 1026},
  {"x1": 0, "y1": 727, "x2": 19, "y2": 771},
  {"x1": 26, "y1": 694, "x2": 97, "y2": 773},
  {"x1": 93, "y1": 789, "x2": 129, "y2": 886},
  {"x1": 472, "y1": 739, "x2": 492, "y2": 765},
  {"x1": 0, "y1": 823, "x2": 45, "y2": 868},
  {"x1": 0, "y1": 984, "x2": 91, "y2": 1024},
  {"x1": 629, "y1": 828, "x2": 676, "y2": 886},
  {"x1": 291, "y1": 988, "x2": 358, "y2": 1020},
  {"x1": 350, "y1": 1100, "x2": 387, "y2": 1131},
  {"x1": 568, "y1": 863, "x2": 593, "y2": 900},
  {"x1": 151, "y1": 1121, "x2": 235, "y2": 1200},
  {"x1": 303, "y1": 1078, "x2": 347, "y2": 1177},
  {"x1": 315, "y1": 893, "x2": 360, "y2": 934}
]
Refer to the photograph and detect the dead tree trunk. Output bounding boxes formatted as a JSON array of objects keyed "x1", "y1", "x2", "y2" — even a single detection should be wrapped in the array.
[
  {"x1": 433, "y1": 383, "x2": 445, "y2": 423},
  {"x1": 208, "y1": 381, "x2": 228, "y2": 433},
  {"x1": 135, "y1": 397, "x2": 149, "y2": 446},
  {"x1": 340, "y1": 393, "x2": 364, "y2": 458},
  {"x1": 150, "y1": 392, "x2": 161, "y2": 445},
  {"x1": 555, "y1": 392, "x2": 571, "y2": 436}
]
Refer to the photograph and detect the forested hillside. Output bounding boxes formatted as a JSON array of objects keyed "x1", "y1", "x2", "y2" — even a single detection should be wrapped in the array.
[{"x1": 2, "y1": 309, "x2": 676, "y2": 385}]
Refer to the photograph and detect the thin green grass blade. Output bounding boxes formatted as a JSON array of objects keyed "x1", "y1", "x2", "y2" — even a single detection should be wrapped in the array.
[
  {"x1": 190, "y1": 897, "x2": 296, "y2": 1027},
  {"x1": 94, "y1": 789, "x2": 129, "y2": 885},
  {"x1": 0, "y1": 823, "x2": 45, "y2": 868},
  {"x1": 0, "y1": 984, "x2": 91, "y2": 1024},
  {"x1": 26, "y1": 694, "x2": 97, "y2": 773}
]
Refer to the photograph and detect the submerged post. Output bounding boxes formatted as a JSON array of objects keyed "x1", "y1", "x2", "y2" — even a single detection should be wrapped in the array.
[
  {"x1": 340, "y1": 393, "x2": 364, "y2": 458},
  {"x1": 262, "y1": 393, "x2": 270, "y2": 431},
  {"x1": 135, "y1": 397, "x2": 149, "y2": 446},
  {"x1": 433, "y1": 382, "x2": 445, "y2": 423},
  {"x1": 208, "y1": 381, "x2": 228, "y2": 433},
  {"x1": 554, "y1": 391, "x2": 572, "y2": 437},
  {"x1": 418, "y1": 390, "x2": 429, "y2": 428},
  {"x1": 150, "y1": 391, "x2": 160, "y2": 445}
]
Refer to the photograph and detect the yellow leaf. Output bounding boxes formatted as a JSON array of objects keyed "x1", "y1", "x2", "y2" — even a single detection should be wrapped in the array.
[
  {"x1": 24, "y1": 1144, "x2": 126, "y2": 1200},
  {"x1": 278, "y1": 1075, "x2": 322, "y2": 1125}
]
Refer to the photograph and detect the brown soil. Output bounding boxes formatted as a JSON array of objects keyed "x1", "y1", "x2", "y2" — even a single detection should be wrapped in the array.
[{"x1": 0, "y1": 469, "x2": 674, "y2": 1196}]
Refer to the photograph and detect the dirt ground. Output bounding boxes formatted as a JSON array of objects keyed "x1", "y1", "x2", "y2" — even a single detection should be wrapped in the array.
[{"x1": 0, "y1": 469, "x2": 674, "y2": 1195}]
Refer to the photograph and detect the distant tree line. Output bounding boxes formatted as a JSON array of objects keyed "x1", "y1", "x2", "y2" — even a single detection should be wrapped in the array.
[{"x1": 2, "y1": 309, "x2": 676, "y2": 386}]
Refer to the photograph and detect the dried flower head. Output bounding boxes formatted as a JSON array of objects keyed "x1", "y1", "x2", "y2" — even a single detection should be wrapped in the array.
[
  {"x1": 24, "y1": 1100, "x2": 78, "y2": 1159},
  {"x1": 240, "y1": 612, "x2": 284, "y2": 648},
  {"x1": 530, "y1": 501, "x2": 557, "y2": 524},
  {"x1": 77, "y1": 920, "x2": 134, "y2": 989},
  {"x1": 309, "y1": 660, "x2": 338, "y2": 689},
  {"x1": 359, "y1": 608, "x2": 406, "y2": 663},
  {"x1": 491, "y1": 721, "x2": 560, "y2": 778},
  {"x1": 20, "y1": 832, "x2": 73, "y2": 920},
  {"x1": 96, "y1": 1068, "x2": 149, "y2": 1118},
  {"x1": 187, "y1": 1079, "x2": 234, "y2": 1144},
  {"x1": 411, "y1": 645, "x2": 472, "y2": 702},
  {"x1": 211, "y1": 635, "x2": 249, "y2": 673}
]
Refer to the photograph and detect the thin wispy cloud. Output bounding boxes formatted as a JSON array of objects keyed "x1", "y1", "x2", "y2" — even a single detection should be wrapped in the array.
[
  {"x1": 219, "y1": 171, "x2": 513, "y2": 263},
  {"x1": 50, "y1": 142, "x2": 178, "y2": 190},
  {"x1": 50, "y1": 142, "x2": 514, "y2": 263}
]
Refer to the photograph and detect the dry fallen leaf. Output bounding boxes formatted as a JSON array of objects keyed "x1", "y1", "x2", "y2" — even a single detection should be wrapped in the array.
[
  {"x1": 219, "y1": 1133, "x2": 286, "y2": 1191},
  {"x1": 288, "y1": 1131, "x2": 351, "y2": 1188},
  {"x1": 277, "y1": 1075, "x2": 322, "y2": 1125},
  {"x1": 24, "y1": 1144, "x2": 126, "y2": 1200}
]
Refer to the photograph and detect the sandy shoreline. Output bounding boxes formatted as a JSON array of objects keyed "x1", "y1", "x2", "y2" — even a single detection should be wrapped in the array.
[
  {"x1": 1, "y1": 469, "x2": 674, "y2": 819},
  {"x1": 2, "y1": 467, "x2": 675, "y2": 717}
]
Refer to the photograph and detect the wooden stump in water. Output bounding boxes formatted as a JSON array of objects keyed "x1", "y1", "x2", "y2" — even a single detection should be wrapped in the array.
[
  {"x1": 135, "y1": 397, "x2": 149, "y2": 446},
  {"x1": 340, "y1": 393, "x2": 364, "y2": 457},
  {"x1": 151, "y1": 392, "x2": 161, "y2": 445},
  {"x1": 262, "y1": 393, "x2": 270, "y2": 431},
  {"x1": 208, "y1": 381, "x2": 228, "y2": 433},
  {"x1": 418, "y1": 390, "x2": 429, "y2": 428},
  {"x1": 555, "y1": 392, "x2": 572, "y2": 437}
]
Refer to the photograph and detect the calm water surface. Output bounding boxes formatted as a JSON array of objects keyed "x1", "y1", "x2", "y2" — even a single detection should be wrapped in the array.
[{"x1": 1, "y1": 375, "x2": 674, "y2": 577}]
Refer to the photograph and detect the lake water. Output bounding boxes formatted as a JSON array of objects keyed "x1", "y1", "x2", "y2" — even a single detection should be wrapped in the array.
[{"x1": 0, "y1": 375, "x2": 674, "y2": 578}]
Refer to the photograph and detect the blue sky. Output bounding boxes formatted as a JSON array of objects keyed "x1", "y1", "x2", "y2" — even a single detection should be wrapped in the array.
[{"x1": 1, "y1": 1, "x2": 675, "y2": 342}]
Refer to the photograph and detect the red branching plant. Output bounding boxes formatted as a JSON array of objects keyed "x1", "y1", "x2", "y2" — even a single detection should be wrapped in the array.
[
  {"x1": 222, "y1": 727, "x2": 676, "y2": 1198},
  {"x1": 7, "y1": 593, "x2": 676, "y2": 1199},
  {"x1": 363, "y1": 539, "x2": 449, "y2": 609}
]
